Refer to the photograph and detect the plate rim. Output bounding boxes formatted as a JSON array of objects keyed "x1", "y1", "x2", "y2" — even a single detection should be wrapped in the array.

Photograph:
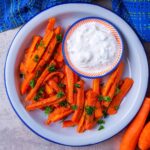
[{"x1": 4, "y1": 2, "x2": 149, "y2": 147}]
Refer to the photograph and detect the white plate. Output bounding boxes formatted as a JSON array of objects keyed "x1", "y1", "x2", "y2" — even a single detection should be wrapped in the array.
[{"x1": 4, "y1": 3, "x2": 148, "y2": 146}]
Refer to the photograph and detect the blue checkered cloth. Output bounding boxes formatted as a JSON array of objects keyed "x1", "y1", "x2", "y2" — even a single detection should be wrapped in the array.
[{"x1": 0, "y1": 0, "x2": 150, "y2": 41}]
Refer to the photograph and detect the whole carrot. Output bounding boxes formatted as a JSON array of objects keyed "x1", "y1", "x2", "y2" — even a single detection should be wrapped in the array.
[
  {"x1": 120, "y1": 98, "x2": 150, "y2": 150},
  {"x1": 138, "y1": 121, "x2": 150, "y2": 150}
]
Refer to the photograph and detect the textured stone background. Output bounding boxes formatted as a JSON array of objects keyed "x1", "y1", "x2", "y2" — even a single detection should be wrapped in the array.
[{"x1": 0, "y1": 1, "x2": 149, "y2": 150}]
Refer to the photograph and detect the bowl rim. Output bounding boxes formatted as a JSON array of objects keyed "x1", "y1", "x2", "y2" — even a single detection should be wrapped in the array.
[
  {"x1": 62, "y1": 16, "x2": 124, "y2": 79},
  {"x1": 4, "y1": 2, "x2": 148, "y2": 147}
]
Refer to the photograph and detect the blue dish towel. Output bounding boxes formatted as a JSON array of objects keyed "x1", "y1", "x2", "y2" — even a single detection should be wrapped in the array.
[{"x1": 0, "y1": 0, "x2": 150, "y2": 42}]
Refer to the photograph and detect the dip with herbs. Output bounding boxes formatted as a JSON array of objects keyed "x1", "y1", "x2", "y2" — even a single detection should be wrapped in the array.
[{"x1": 67, "y1": 22, "x2": 118, "y2": 70}]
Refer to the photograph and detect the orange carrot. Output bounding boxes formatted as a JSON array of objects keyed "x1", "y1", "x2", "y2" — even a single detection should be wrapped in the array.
[
  {"x1": 107, "y1": 78, "x2": 134, "y2": 115},
  {"x1": 120, "y1": 98, "x2": 150, "y2": 150},
  {"x1": 102, "y1": 62, "x2": 124, "y2": 107},
  {"x1": 47, "y1": 80, "x2": 61, "y2": 93},
  {"x1": 95, "y1": 101, "x2": 103, "y2": 119},
  {"x1": 85, "y1": 90, "x2": 97, "y2": 130},
  {"x1": 25, "y1": 61, "x2": 56, "y2": 101},
  {"x1": 54, "y1": 43, "x2": 63, "y2": 62},
  {"x1": 138, "y1": 121, "x2": 150, "y2": 150},
  {"x1": 65, "y1": 65, "x2": 74, "y2": 104},
  {"x1": 102, "y1": 62, "x2": 124, "y2": 96},
  {"x1": 93, "y1": 78, "x2": 100, "y2": 94},
  {"x1": 73, "y1": 73, "x2": 79, "y2": 105},
  {"x1": 45, "y1": 18, "x2": 56, "y2": 33},
  {"x1": 45, "y1": 84, "x2": 54, "y2": 95},
  {"x1": 46, "y1": 107, "x2": 73, "y2": 124},
  {"x1": 72, "y1": 80, "x2": 85, "y2": 123},
  {"x1": 27, "y1": 30, "x2": 54, "y2": 73},
  {"x1": 63, "y1": 120, "x2": 76, "y2": 127},
  {"x1": 26, "y1": 95, "x2": 66, "y2": 111},
  {"x1": 77, "y1": 112, "x2": 86, "y2": 133}
]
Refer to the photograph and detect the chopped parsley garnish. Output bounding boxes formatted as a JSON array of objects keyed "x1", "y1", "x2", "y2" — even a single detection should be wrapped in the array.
[
  {"x1": 34, "y1": 87, "x2": 44, "y2": 101},
  {"x1": 98, "y1": 125, "x2": 104, "y2": 131},
  {"x1": 71, "y1": 105, "x2": 78, "y2": 110},
  {"x1": 97, "y1": 119, "x2": 105, "y2": 124},
  {"x1": 98, "y1": 95, "x2": 111, "y2": 102},
  {"x1": 33, "y1": 55, "x2": 39, "y2": 62},
  {"x1": 56, "y1": 34, "x2": 63, "y2": 42},
  {"x1": 114, "y1": 105, "x2": 120, "y2": 110},
  {"x1": 19, "y1": 73, "x2": 24, "y2": 78},
  {"x1": 29, "y1": 79, "x2": 35, "y2": 88},
  {"x1": 58, "y1": 83, "x2": 65, "y2": 88},
  {"x1": 44, "y1": 106, "x2": 53, "y2": 115},
  {"x1": 74, "y1": 83, "x2": 80, "y2": 88},
  {"x1": 48, "y1": 64, "x2": 56, "y2": 72},
  {"x1": 57, "y1": 91, "x2": 65, "y2": 98},
  {"x1": 102, "y1": 110, "x2": 108, "y2": 118},
  {"x1": 115, "y1": 87, "x2": 121, "y2": 96},
  {"x1": 59, "y1": 100, "x2": 68, "y2": 107},
  {"x1": 85, "y1": 106, "x2": 95, "y2": 116}
]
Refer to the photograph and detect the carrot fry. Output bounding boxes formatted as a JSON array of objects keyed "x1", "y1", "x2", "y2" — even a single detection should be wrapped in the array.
[
  {"x1": 93, "y1": 79, "x2": 100, "y2": 95},
  {"x1": 107, "y1": 78, "x2": 134, "y2": 115},
  {"x1": 120, "y1": 98, "x2": 150, "y2": 150},
  {"x1": 138, "y1": 121, "x2": 150, "y2": 150},
  {"x1": 85, "y1": 90, "x2": 97, "y2": 130},
  {"x1": 65, "y1": 65, "x2": 74, "y2": 104},
  {"x1": 45, "y1": 18, "x2": 56, "y2": 33},
  {"x1": 77, "y1": 112, "x2": 86, "y2": 133},
  {"x1": 63, "y1": 120, "x2": 76, "y2": 127},
  {"x1": 46, "y1": 107, "x2": 73, "y2": 124},
  {"x1": 26, "y1": 95, "x2": 66, "y2": 111},
  {"x1": 54, "y1": 43, "x2": 64, "y2": 62},
  {"x1": 44, "y1": 72, "x2": 64, "y2": 83},
  {"x1": 95, "y1": 101, "x2": 103, "y2": 119},
  {"x1": 25, "y1": 61, "x2": 56, "y2": 101},
  {"x1": 102, "y1": 61, "x2": 124, "y2": 96},
  {"x1": 27, "y1": 30, "x2": 54, "y2": 73},
  {"x1": 102, "y1": 62, "x2": 124, "y2": 107},
  {"x1": 72, "y1": 80, "x2": 85, "y2": 123},
  {"x1": 45, "y1": 84, "x2": 54, "y2": 95},
  {"x1": 48, "y1": 80, "x2": 61, "y2": 93}
]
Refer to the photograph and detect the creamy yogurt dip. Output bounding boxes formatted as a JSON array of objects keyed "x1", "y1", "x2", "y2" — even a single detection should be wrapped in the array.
[{"x1": 67, "y1": 22, "x2": 118, "y2": 70}]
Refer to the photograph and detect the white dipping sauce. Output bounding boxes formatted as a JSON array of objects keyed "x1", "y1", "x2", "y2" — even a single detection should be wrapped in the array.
[{"x1": 67, "y1": 22, "x2": 117, "y2": 70}]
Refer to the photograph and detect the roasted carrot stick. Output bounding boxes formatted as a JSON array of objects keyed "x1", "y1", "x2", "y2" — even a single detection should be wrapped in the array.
[
  {"x1": 107, "y1": 78, "x2": 134, "y2": 115},
  {"x1": 77, "y1": 112, "x2": 86, "y2": 133},
  {"x1": 45, "y1": 18, "x2": 56, "y2": 33},
  {"x1": 65, "y1": 65, "x2": 74, "y2": 104},
  {"x1": 45, "y1": 84, "x2": 54, "y2": 95},
  {"x1": 63, "y1": 120, "x2": 76, "y2": 127},
  {"x1": 25, "y1": 61, "x2": 56, "y2": 101},
  {"x1": 93, "y1": 78, "x2": 100, "y2": 95},
  {"x1": 26, "y1": 95, "x2": 66, "y2": 111},
  {"x1": 85, "y1": 90, "x2": 97, "y2": 130},
  {"x1": 102, "y1": 61, "x2": 124, "y2": 96},
  {"x1": 138, "y1": 121, "x2": 150, "y2": 150},
  {"x1": 72, "y1": 80, "x2": 85, "y2": 123},
  {"x1": 54, "y1": 43, "x2": 63, "y2": 62},
  {"x1": 102, "y1": 62, "x2": 124, "y2": 107},
  {"x1": 120, "y1": 98, "x2": 150, "y2": 150},
  {"x1": 47, "y1": 80, "x2": 61, "y2": 93},
  {"x1": 95, "y1": 101, "x2": 103, "y2": 119},
  {"x1": 73, "y1": 73, "x2": 79, "y2": 105},
  {"x1": 27, "y1": 30, "x2": 54, "y2": 73}
]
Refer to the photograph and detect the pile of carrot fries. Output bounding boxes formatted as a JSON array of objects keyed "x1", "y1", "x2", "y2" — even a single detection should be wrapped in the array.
[{"x1": 19, "y1": 18, "x2": 134, "y2": 133}]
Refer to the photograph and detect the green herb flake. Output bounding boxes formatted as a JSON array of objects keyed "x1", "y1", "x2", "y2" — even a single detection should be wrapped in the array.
[
  {"x1": 59, "y1": 100, "x2": 68, "y2": 107},
  {"x1": 115, "y1": 87, "x2": 121, "y2": 96},
  {"x1": 97, "y1": 119, "x2": 105, "y2": 124},
  {"x1": 71, "y1": 105, "x2": 78, "y2": 110},
  {"x1": 48, "y1": 64, "x2": 56, "y2": 72},
  {"x1": 20, "y1": 73, "x2": 24, "y2": 78},
  {"x1": 34, "y1": 95, "x2": 40, "y2": 101},
  {"x1": 102, "y1": 110, "x2": 108, "y2": 118},
  {"x1": 58, "y1": 83, "x2": 65, "y2": 88},
  {"x1": 114, "y1": 105, "x2": 120, "y2": 111},
  {"x1": 98, "y1": 95, "x2": 104, "y2": 101},
  {"x1": 98, "y1": 125, "x2": 104, "y2": 131},
  {"x1": 74, "y1": 83, "x2": 80, "y2": 88},
  {"x1": 85, "y1": 106, "x2": 95, "y2": 116},
  {"x1": 56, "y1": 34, "x2": 63, "y2": 43},
  {"x1": 103, "y1": 96, "x2": 112, "y2": 102},
  {"x1": 33, "y1": 87, "x2": 44, "y2": 101},
  {"x1": 57, "y1": 91, "x2": 65, "y2": 98},
  {"x1": 33, "y1": 55, "x2": 39, "y2": 62},
  {"x1": 44, "y1": 106, "x2": 53, "y2": 115},
  {"x1": 29, "y1": 79, "x2": 35, "y2": 88}
]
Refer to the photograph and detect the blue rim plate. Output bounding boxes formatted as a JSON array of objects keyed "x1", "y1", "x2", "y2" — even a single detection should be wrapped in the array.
[
  {"x1": 62, "y1": 16, "x2": 124, "y2": 79},
  {"x1": 4, "y1": 3, "x2": 148, "y2": 147}
]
